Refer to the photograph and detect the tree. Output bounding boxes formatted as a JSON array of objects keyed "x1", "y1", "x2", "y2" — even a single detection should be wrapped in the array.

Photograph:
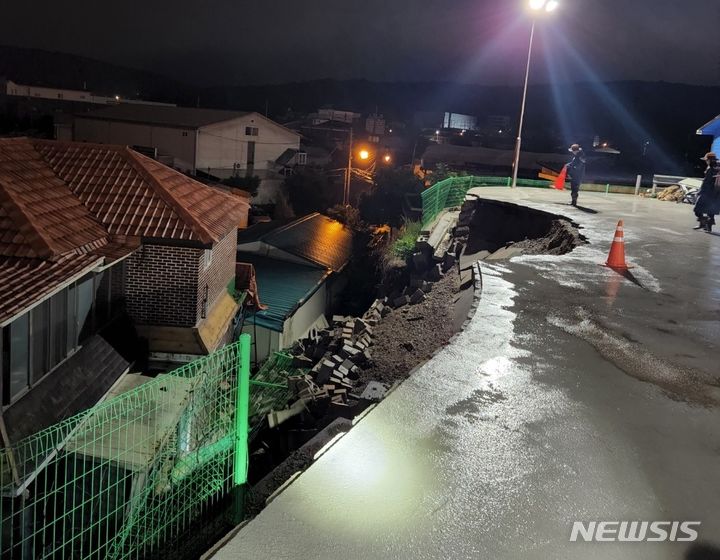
[
  {"x1": 359, "y1": 168, "x2": 424, "y2": 227},
  {"x1": 283, "y1": 170, "x2": 341, "y2": 216}
]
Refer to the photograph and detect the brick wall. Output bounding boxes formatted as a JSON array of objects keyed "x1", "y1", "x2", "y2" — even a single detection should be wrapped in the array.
[
  {"x1": 196, "y1": 230, "x2": 237, "y2": 320},
  {"x1": 122, "y1": 243, "x2": 201, "y2": 327}
]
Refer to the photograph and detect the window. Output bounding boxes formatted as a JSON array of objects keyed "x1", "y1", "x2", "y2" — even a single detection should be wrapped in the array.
[
  {"x1": 297, "y1": 152, "x2": 308, "y2": 166},
  {"x1": 49, "y1": 291, "x2": 68, "y2": 367},
  {"x1": 203, "y1": 248, "x2": 213, "y2": 270},
  {"x1": 8, "y1": 314, "x2": 29, "y2": 401},
  {"x1": 182, "y1": 131, "x2": 189, "y2": 137},
  {"x1": 245, "y1": 126, "x2": 259, "y2": 137},
  {"x1": 1, "y1": 275, "x2": 105, "y2": 405},
  {"x1": 67, "y1": 284, "x2": 77, "y2": 354},
  {"x1": 201, "y1": 285, "x2": 209, "y2": 319},
  {"x1": 30, "y1": 301, "x2": 49, "y2": 384},
  {"x1": 76, "y1": 277, "x2": 94, "y2": 344}
]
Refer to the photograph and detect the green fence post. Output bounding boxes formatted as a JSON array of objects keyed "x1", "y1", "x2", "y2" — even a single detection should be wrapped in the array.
[
  {"x1": 506, "y1": 177, "x2": 511, "y2": 187},
  {"x1": 234, "y1": 334, "x2": 251, "y2": 486},
  {"x1": 231, "y1": 334, "x2": 251, "y2": 523},
  {"x1": 606, "y1": 183, "x2": 610, "y2": 195}
]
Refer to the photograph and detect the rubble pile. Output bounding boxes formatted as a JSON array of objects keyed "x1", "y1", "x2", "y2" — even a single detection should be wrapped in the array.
[
  {"x1": 285, "y1": 302, "x2": 390, "y2": 412},
  {"x1": 656, "y1": 185, "x2": 685, "y2": 202}
]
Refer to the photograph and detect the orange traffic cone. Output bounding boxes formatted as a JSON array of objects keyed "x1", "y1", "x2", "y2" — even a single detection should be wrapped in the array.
[
  {"x1": 604, "y1": 220, "x2": 633, "y2": 270},
  {"x1": 553, "y1": 166, "x2": 567, "y2": 190}
]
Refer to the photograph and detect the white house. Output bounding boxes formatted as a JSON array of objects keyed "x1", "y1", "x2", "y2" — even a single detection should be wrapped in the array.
[{"x1": 73, "y1": 104, "x2": 301, "y2": 181}]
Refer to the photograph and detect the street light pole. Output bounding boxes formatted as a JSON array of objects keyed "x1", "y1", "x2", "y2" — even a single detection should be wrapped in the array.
[
  {"x1": 511, "y1": 20, "x2": 536, "y2": 189},
  {"x1": 511, "y1": 0, "x2": 559, "y2": 188},
  {"x1": 344, "y1": 127, "x2": 353, "y2": 206}
]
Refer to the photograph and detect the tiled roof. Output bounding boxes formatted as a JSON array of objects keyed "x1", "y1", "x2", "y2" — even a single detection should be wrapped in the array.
[
  {"x1": 75, "y1": 104, "x2": 250, "y2": 129},
  {"x1": 238, "y1": 254, "x2": 329, "y2": 332},
  {"x1": 34, "y1": 140, "x2": 249, "y2": 244},
  {"x1": 261, "y1": 213, "x2": 354, "y2": 272},
  {"x1": 0, "y1": 253, "x2": 103, "y2": 327},
  {"x1": 0, "y1": 138, "x2": 108, "y2": 259},
  {"x1": 0, "y1": 138, "x2": 249, "y2": 325}
]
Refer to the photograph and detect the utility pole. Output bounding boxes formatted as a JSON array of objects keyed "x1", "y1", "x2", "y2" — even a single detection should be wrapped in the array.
[{"x1": 344, "y1": 127, "x2": 353, "y2": 206}]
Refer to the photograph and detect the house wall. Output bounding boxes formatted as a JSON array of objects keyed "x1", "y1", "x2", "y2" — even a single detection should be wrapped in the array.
[
  {"x1": 239, "y1": 282, "x2": 329, "y2": 364},
  {"x1": 118, "y1": 229, "x2": 238, "y2": 329},
  {"x1": 196, "y1": 230, "x2": 237, "y2": 321},
  {"x1": 74, "y1": 118, "x2": 197, "y2": 171},
  {"x1": 196, "y1": 115, "x2": 300, "y2": 178},
  {"x1": 241, "y1": 323, "x2": 280, "y2": 365},
  {"x1": 280, "y1": 283, "x2": 329, "y2": 350},
  {"x1": 121, "y1": 243, "x2": 201, "y2": 327}
]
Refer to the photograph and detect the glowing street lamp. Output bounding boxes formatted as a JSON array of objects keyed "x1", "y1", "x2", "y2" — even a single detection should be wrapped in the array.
[
  {"x1": 383, "y1": 154, "x2": 392, "y2": 164},
  {"x1": 359, "y1": 149, "x2": 370, "y2": 160},
  {"x1": 511, "y1": 0, "x2": 559, "y2": 188}
]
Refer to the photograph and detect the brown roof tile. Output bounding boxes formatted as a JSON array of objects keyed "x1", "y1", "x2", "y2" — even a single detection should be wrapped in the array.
[
  {"x1": 34, "y1": 140, "x2": 249, "y2": 244},
  {"x1": 0, "y1": 253, "x2": 102, "y2": 326},
  {"x1": 0, "y1": 138, "x2": 249, "y2": 324},
  {"x1": 0, "y1": 138, "x2": 108, "y2": 259}
]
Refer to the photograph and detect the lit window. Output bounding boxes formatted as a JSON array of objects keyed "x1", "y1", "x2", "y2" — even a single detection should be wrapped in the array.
[
  {"x1": 204, "y1": 249, "x2": 213, "y2": 270},
  {"x1": 245, "y1": 126, "x2": 259, "y2": 137},
  {"x1": 297, "y1": 152, "x2": 308, "y2": 165}
]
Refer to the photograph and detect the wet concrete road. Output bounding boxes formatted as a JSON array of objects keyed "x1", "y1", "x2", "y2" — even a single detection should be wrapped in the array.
[{"x1": 214, "y1": 189, "x2": 720, "y2": 559}]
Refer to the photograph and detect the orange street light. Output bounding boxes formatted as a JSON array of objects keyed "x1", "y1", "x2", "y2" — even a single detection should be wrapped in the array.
[
  {"x1": 383, "y1": 154, "x2": 392, "y2": 164},
  {"x1": 359, "y1": 149, "x2": 370, "y2": 160}
]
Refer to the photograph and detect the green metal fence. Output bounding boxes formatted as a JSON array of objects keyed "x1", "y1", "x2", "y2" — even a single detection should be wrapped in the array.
[
  {"x1": 1, "y1": 335, "x2": 252, "y2": 560},
  {"x1": 421, "y1": 175, "x2": 554, "y2": 226}
]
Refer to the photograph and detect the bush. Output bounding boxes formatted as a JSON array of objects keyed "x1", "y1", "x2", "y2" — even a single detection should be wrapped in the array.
[{"x1": 390, "y1": 220, "x2": 423, "y2": 259}]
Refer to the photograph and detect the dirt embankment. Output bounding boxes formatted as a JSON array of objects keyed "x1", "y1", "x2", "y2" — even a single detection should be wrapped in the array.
[{"x1": 360, "y1": 270, "x2": 462, "y2": 385}]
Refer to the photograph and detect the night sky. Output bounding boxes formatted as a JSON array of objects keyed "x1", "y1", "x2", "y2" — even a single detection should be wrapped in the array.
[{"x1": 3, "y1": 0, "x2": 718, "y2": 86}]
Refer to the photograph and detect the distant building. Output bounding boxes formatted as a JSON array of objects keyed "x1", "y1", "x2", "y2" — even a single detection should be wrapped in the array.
[
  {"x1": 1, "y1": 78, "x2": 175, "y2": 107},
  {"x1": 73, "y1": 104, "x2": 301, "y2": 181},
  {"x1": 697, "y1": 115, "x2": 720, "y2": 154},
  {"x1": 237, "y1": 213, "x2": 353, "y2": 362},
  {"x1": 443, "y1": 112, "x2": 477, "y2": 131},
  {"x1": 313, "y1": 108, "x2": 360, "y2": 125},
  {"x1": 421, "y1": 144, "x2": 572, "y2": 177},
  {"x1": 365, "y1": 113, "x2": 386, "y2": 136},
  {"x1": 0, "y1": 138, "x2": 250, "y2": 445}
]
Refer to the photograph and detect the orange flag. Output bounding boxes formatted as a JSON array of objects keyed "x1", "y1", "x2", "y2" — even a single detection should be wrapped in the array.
[{"x1": 553, "y1": 166, "x2": 567, "y2": 190}]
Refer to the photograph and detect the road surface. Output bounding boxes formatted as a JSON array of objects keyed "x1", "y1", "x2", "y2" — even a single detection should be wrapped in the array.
[{"x1": 213, "y1": 188, "x2": 720, "y2": 560}]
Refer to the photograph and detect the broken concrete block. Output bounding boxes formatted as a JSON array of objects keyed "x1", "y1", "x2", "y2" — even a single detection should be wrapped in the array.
[
  {"x1": 338, "y1": 359, "x2": 355, "y2": 376},
  {"x1": 426, "y1": 263, "x2": 443, "y2": 282},
  {"x1": 393, "y1": 295, "x2": 409, "y2": 308},
  {"x1": 409, "y1": 289, "x2": 426, "y2": 305},
  {"x1": 442, "y1": 252, "x2": 457, "y2": 272},
  {"x1": 360, "y1": 381, "x2": 389, "y2": 401},
  {"x1": 412, "y1": 252, "x2": 429, "y2": 271},
  {"x1": 292, "y1": 355, "x2": 315, "y2": 370}
]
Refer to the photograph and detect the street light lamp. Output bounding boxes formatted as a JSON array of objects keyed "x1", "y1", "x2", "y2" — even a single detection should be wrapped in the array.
[{"x1": 511, "y1": 0, "x2": 559, "y2": 188}]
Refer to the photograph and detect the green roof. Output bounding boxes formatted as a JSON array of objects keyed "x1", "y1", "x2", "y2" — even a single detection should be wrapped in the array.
[{"x1": 238, "y1": 254, "x2": 329, "y2": 332}]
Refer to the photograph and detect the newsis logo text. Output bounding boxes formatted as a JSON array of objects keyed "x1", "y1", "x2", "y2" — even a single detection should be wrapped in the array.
[{"x1": 570, "y1": 521, "x2": 700, "y2": 543}]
